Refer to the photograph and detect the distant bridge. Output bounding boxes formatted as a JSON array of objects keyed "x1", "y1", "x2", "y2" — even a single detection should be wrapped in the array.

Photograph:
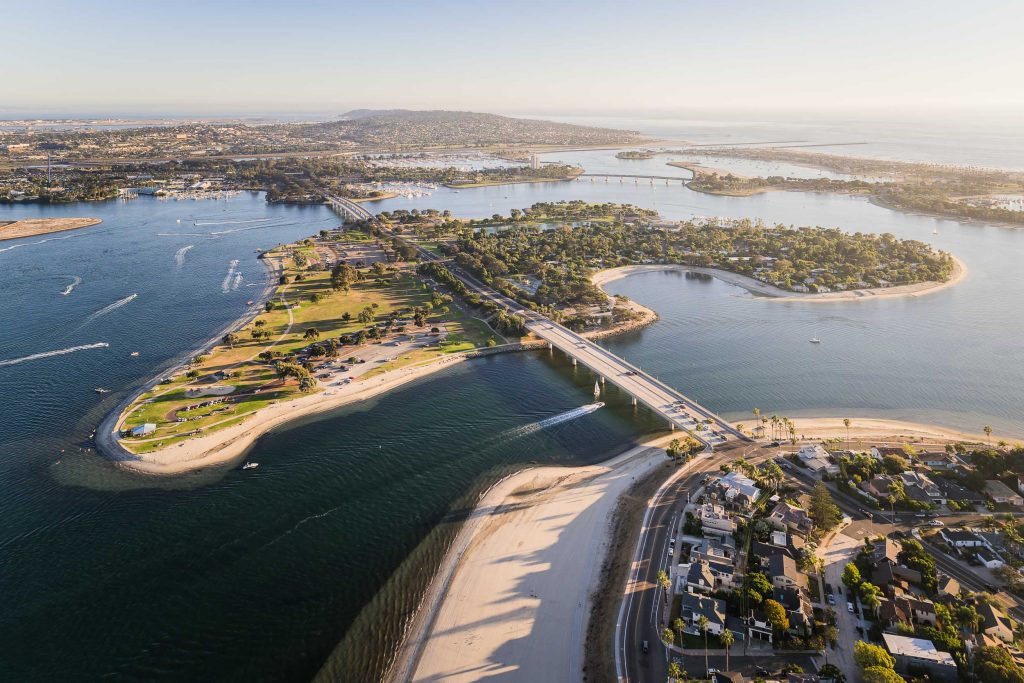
[{"x1": 578, "y1": 173, "x2": 690, "y2": 184}]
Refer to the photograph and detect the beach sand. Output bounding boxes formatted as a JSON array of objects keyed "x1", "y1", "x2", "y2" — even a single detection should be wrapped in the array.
[
  {"x1": 592, "y1": 255, "x2": 966, "y2": 303},
  {"x1": 0, "y1": 217, "x2": 101, "y2": 241},
  {"x1": 752, "y1": 416, "x2": 1012, "y2": 446},
  {"x1": 388, "y1": 435, "x2": 676, "y2": 683}
]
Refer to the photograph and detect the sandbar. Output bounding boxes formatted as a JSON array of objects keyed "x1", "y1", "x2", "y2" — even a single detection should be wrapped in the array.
[{"x1": 0, "y1": 217, "x2": 101, "y2": 241}]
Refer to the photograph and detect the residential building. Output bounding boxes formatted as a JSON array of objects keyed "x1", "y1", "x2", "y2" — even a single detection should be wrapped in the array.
[
  {"x1": 872, "y1": 446, "x2": 913, "y2": 462},
  {"x1": 979, "y1": 603, "x2": 1014, "y2": 642},
  {"x1": 749, "y1": 540, "x2": 793, "y2": 569},
  {"x1": 698, "y1": 503, "x2": 738, "y2": 536},
  {"x1": 678, "y1": 592, "x2": 727, "y2": 636},
  {"x1": 691, "y1": 536, "x2": 736, "y2": 564},
  {"x1": 882, "y1": 634, "x2": 958, "y2": 682},
  {"x1": 940, "y1": 528, "x2": 985, "y2": 548},
  {"x1": 767, "y1": 501, "x2": 814, "y2": 535},
  {"x1": 920, "y1": 452, "x2": 962, "y2": 470},
  {"x1": 936, "y1": 573, "x2": 961, "y2": 598},
  {"x1": 934, "y1": 478, "x2": 985, "y2": 506},
  {"x1": 769, "y1": 553, "x2": 801, "y2": 589},
  {"x1": 686, "y1": 561, "x2": 715, "y2": 593},
  {"x1": 797, "y1": 444, "x2": 832, "y2": 472},
  {"x1": 985, "y1": 480, "x2": 1024, "y2": 506},
  {"x1": 773, "y1": 586, "x2": 813, "y2": 634},
  {"x1": 900, "y1": 471, "x2": 945, "y2": 505},
  {"x1": 975, "y1": 546, "x2": 1005, "y2": 569},
  {"x1": 710, "y1": 471, "x2": 762, "y2": 509},
  {"x1": 861, "y1": 475, "x2": 898, "y2": 502}
]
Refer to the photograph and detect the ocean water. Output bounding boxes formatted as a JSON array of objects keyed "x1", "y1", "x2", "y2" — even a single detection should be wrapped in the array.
[{"x1": 2, "y1": 133, "x2": 1024, "y2": 681}]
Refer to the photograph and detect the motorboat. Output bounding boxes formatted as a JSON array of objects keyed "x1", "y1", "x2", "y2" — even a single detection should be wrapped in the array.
[
  {"x1": 810, "y1": 336, "x2": 822, "y2": 344},
  {"x1": 94, "y1": 388, "x2": 111, "y2": 393},
  {"x1": 130, "y1": 351, "x2": 140, "y2": 357},
  {"x1": 242, "y1": 462, "x2": 259, "y2": 470}
]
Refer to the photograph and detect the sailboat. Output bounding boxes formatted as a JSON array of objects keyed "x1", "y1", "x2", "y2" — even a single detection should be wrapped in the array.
[
  {"x1": 809, "y1": 335, "x2": 822, "y2": 344},
  {"x1": 593, "y1": 381, "x2": 601, "y2": 399},
  {"x1": 932, "y1": 228, "x2": 939, "y2": 234}
]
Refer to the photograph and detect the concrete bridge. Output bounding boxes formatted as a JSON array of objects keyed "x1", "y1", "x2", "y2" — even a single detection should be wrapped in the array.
[
  {"x1": 403, "y1": 238, "x2": 745, "y2": 448},
  {"x1": 323, "y1": 192, "x2": 375, "y2": 222},
  {"x1": 579, "y1": 173, "x2": 689, "y2": 185}
]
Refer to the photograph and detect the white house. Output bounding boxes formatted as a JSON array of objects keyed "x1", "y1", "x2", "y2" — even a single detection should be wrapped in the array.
[
  {"x1": 699, "y1": 503, "x2": 737, "y2": 536},
  {"x1": 797, "y1": 444, "x2": 832, "y2": 471},
  {"x1": 939, "y1": 528, "x2": 985, "y2": 548}
]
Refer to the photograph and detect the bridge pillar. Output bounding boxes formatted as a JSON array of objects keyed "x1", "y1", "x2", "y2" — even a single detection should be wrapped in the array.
[
  {"x1": 631, "y1": 396, "x2": 637, "y2": 406},
  {"x1": 547, "y1": 342, "x2": 553, "y2": 351},
  {"x1": 572, "y1": 357, "x2": 577, "y2": 367},
  {"x1": 670, "y1": 422, "x2": 676, "y2": 431},
  {"x1": 600, "y1": 376, "x2": 605, "y2": 384}
]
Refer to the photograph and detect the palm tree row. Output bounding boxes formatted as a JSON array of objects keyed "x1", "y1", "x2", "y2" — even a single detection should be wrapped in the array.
[{"x1": 751, "y1": 408, "x2": 799, "y2": 443}]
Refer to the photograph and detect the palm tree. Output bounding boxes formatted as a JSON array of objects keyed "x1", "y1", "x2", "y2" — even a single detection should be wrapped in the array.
[
  {"x1": 673, "y1": 617, "x2": 686, "y2": 648},
  {"x1": 657, "y1": 570, "x2": 671, "y2": 593},
  {"x1": 720, "y1": 628, "x2": 734, "y2": 671},
  {"x1": 984, "y1": 425, "x2": 993, "y2": 446},
  {"x1": 737, "y1": 423, "x2": 745, "y2": 436},
  {"x1": 771, "y1": 415, "x2": 779, "y2": 441},
  {"x1": 843, "y1": 418, "x2": 851, "y2": 448},
  {"x1": 761, "y1": 416, "x2": 768, "y2": 438},
  {"x1": 753, "y1": 407, "x2": 761, "y2": 436},
  {"x1": 698, "y1": 615, "x2": 710, "y2": 675},
  {"x1": 668, "y1": 662, "x2": 683, "y2": 682},
  {"x1": 661, "y1": 626, "x2": 676, "y2": 649}
]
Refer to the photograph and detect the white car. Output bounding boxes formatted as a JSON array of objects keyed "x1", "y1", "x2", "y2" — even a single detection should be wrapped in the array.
[
  {"x1": 929, "y1": 520, "x2": 944, "y2": 527},
  {"x1": 847, "y1": 602, "x2": 855, "y2": 613}
]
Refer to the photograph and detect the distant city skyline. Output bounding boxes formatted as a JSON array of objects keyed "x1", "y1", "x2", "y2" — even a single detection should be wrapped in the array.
[{"x1": 6, "y1": 0, "x2": 1024, "y2": 116}]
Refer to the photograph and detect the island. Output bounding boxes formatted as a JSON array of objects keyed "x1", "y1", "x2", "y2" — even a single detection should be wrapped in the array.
[
  {"x1": 616, "y1": 150, "x2": 655, "y2": 160},
  {"x1": 0, "y1": 217, "x2": 101, "y2": 241}
]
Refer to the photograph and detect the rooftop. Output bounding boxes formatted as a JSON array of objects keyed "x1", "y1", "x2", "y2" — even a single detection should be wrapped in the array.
[{"x1": 882, "y1": 634, "x2": 956, "y2": 665}]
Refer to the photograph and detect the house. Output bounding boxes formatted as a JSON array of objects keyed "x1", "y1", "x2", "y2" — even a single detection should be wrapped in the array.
[
  {"x1": 985, "y1": 480, "x2": 1024, "y2": 506},
  {"x1": 690, "y1": 536, "x2": 737, "y2": 564},
  {"x1": 686, "y1": 561, "x2": 716, "y2": 593},
  {"x1": 769, "y1": 553, "x2": 801, "y2": 589},
  {"x1": 882, "y1": 634, "x2": 958, "y2": 682},
  {"x1": 900, "y1": 471, "x2": 945, "y2": 505},
  {"x1": 767, "y1": 501, "x2": 814, "y2": 535},
  {"x1": 940, "y1": 528, "x2": 986, "y2": 548},
  {"x1": 872, "y1": 562, "x2": 922, "y2": 587},
  {"x1": 920, "y1": 452, "x2": 962, "y2": 470},
  {"x1": 711, "y1": 471, "x2": 762, "y2": 509},
  {"x1": 797, "y1": 444, "x2": 832, "y2": 472},
  {"x1": 975, "y1": 546, "x2": 1005, "y2": 569},
  {"x1": 774, "y1": 586, "x2": 813, "y2": 634},
  {"x1": 861, "y1": 475, "x2": 898, "y2": 502},
  {"x1": 750, "y1": 540, "x2": 793, "y2": 569},
  {"x1": 936, "y1": 573, "x2": 961, "y2": 598},
  {"x1": 707, "y1": 560, "x2": 740, "y2": 589},
  {"x1": 746, "y1": 612, "x2": 775, "y2": 643},
  {"x1": 935, "y1": 478, "x2": 985, "y2": 506},
  {"x1": 872, "y1": 446, "x2": 912, "y2": 462},
  {"x1": 130, "y1": 423, "x2": 156, "y2": 437},
  {"x1": 979, "y1": 602, "x2": 1014, "y2": 643},
  {"x1": 713, "y1": 673, "x2": 745, "y2": 683},
  {"x1": 698, "y1": 503, "x2": 738, "y2": 536},
  {"x1": 678, "y1": 592, "x2": 727, "y2": 636},
  {"x1": 873, "y1": 538, "x2": 902, "y2": 566}
]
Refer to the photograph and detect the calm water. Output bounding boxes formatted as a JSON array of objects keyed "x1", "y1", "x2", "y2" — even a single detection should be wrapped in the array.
[{"x1": 2, "y1": 140, "x2": 1024, "y2": 681}]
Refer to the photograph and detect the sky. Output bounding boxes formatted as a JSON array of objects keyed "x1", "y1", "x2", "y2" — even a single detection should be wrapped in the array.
[{"x1": 5, "y1": 0, "x2": 1024, "y2": 118}]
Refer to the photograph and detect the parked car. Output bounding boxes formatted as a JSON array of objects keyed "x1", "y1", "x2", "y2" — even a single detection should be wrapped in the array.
[
  {"x1": 827, "y1": 594, "x2": 836, "y2": 605},
  {"x1": 847, "y1": 602, "x2": 855, "y2": 613},
  {"x1": 642, "y1": 640, "x2": 649, "y2": 654},
  {"x1": 929, "y1": 520, "x2": 944, "y2": 527}
]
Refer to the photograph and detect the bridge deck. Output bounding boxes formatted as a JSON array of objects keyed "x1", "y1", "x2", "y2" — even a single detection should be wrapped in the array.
[{"x1": 525, "y1": 320, "x2": 742, "y2": 446}]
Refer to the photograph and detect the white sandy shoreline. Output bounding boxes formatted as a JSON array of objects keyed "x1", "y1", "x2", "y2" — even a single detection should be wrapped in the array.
[{"x1": 592, "y1": 255, "x2": 966, "y2": 303}]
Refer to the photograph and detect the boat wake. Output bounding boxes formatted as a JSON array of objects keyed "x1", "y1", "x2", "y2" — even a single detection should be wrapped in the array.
[
  {"x1": 0, "y1": 342, "x2": 109, "y2": 368},
  {"x1": 222, "y1": 260, "x2": 240, "y2": 293},
  {"x1": 174, "y1": 245, "x2": 194, "y2": 268},
  {"x1": 232, "y1": 272, "x2": 243, "y2": 291},
  {"x1": 194, "y1": 218, "x2": 273, "y2": 227},
  {"x1": 83, "y1": 294, "x2": 138, "y2": 324},
  {"x1": 0, "y1": 233, "x2": 81, "y2": 254},
  {"x1": 501, "y1": 402, "x2": 605, "y2": 440},
  {"x1": 61, "y1": 276, "x2": 82, "y2": 296}
]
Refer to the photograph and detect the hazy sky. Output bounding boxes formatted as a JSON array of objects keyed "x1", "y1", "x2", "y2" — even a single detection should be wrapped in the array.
[{"x1": 6, "y1": 0, "x2": 1023, "y2": 117}]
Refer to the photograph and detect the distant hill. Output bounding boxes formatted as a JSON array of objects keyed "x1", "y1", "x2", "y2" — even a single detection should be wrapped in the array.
[{"x1": 306, "y1": 109, "x2": 643, "y2": 147}]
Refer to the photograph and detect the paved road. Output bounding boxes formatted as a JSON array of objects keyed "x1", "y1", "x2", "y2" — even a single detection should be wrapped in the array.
[{"x1": 618, "y1": 443, "x2": 765, "y2": 683}]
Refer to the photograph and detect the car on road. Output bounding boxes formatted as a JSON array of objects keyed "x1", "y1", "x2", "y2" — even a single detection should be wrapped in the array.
[
  {"x1": 642, "y1": 640, "x2": 649, "y2": 654},
  {"x1": 915, "y1": 513, "x2": 927, "y2": 518},
  {"x1": 847, "y1": 602, "x2": 855, "y2": 613},
  {"x1": 827, "y1": 594, "x2": 836, "y2": 605},
  {"x1": 707, "y1": 669, "x2": 719, "y2": 677},
  {"x1": 929, "y1": 520, "x2": 944, "y2": 527}
]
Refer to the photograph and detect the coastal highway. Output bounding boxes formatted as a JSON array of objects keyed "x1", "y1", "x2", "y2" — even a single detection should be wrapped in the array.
[{"x1": 617, "y1": 443, "x2": 763, "y2": 683}]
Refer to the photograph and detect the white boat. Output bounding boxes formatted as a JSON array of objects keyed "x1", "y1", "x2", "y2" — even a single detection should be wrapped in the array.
[
  {"x1": 593, "y1": 380, "x2": 601, "y2": 398},
  {"x1": 242, "y1": 462, "x2": 259, "y2": 470},
  {"x1": 130, "y1": 351, "x2": 140, "y2": 357},
  {"x1": 94, "y1": 387, "x2": 111, "y2": 393},
  {"x1": 932, "y1": 229, "x2": 939, "y2": 234},
  {"x1": 810, "y1": 336, "x2": 821, "y2": 344}
]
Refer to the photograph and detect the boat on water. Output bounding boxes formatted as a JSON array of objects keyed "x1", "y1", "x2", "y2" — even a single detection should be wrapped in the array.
[
  {"x1": 130, "y1": 351, "x2": 140, "y2": 357},
  {"x1": 593, "y1": 380, "x2": 601, "y2": 399},
  {"x1": 246, "y1": 300, "x2": 254, "y2": 305},
  {"x1": 592, "y1": 401, "x2": 605, "y2": 409},
  {"x1": 94, "y1": 388, "x2": 110, "y2": 393},
  {"x1": 810, "y1": 336, "x2": 822, "y2": 344},
  {"x1": 242, "y1": 462, "x2": 259, "y2": 470},
  {"x1": 933, "y1": 228, "x2": 939, "y2": 234}
]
